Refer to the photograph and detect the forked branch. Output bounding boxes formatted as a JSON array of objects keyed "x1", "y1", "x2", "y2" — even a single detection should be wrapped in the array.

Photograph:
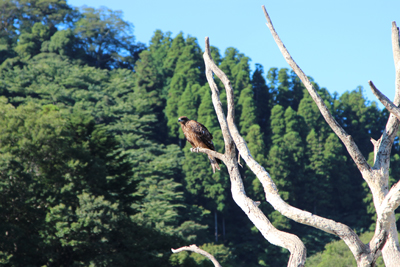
[
  {"x1": 369, "y1": 81, "x2": 400, "y2": 121},
  {"x1": 193, "y1": 147, "x2": 226, "y2": 163},
  {"x1": 370, "y1": 21, "x2": 400, "y2": 177}
]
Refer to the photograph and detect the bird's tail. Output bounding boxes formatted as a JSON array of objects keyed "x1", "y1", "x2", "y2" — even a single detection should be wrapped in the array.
[{"x1": 209, "y1": 156, "x2": 221, "y2": 174}]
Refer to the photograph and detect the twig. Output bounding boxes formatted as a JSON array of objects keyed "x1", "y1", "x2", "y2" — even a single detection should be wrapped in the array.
[
  {"x1": 369, "y1": 81, "x2": 400, "y2": 121},
  {"x1": 171, "y1": 244, "x2": 222, "y2": 267},
  {"x1": 237, "y1": 151, "x2": 243, "y2": 167},
  {"x1": 193, "y1": 147, "x2": 226, "y2": 163}
]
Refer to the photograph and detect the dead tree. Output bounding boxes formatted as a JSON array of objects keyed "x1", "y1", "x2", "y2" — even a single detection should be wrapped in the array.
[{"x1": 173, "y1": 6, "x2": 400, "y2": 267}]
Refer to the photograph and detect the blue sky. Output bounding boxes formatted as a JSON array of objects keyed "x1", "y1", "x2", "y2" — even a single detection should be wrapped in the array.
[{"x1": 68, "y1": 0, "x2": 400, "y2": 109}]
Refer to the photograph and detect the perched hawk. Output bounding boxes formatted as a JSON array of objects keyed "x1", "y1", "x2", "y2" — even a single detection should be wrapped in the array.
[{"x1": 178, "y1": 116, "x2": 221, "y2": 173}]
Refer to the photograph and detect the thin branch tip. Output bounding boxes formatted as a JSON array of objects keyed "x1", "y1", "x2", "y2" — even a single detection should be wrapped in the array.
[
  {"x1": 368, "y1": 81, "x2": 378, "y2": 92},
  {"x1": 205, "y1": 37, "x2": 210, "y2": 54},
  {"x1": 261, "y1": 5, "x2": 269, "y2": 19},
  {"x1": 171, "y1": 245, "x2": 222, "y2": 267}
]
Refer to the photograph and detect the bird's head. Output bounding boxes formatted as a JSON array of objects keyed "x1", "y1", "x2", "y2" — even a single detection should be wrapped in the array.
[{"x1": 178, "y1": 116, "x2": 189, "y2": 124}]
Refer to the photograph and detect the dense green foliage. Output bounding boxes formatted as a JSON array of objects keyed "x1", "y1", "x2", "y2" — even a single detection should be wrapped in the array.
[
  {"x1": 306, "y1": 232, "x2": 400, "y2": 267},
  {"x1": 0, "y1": 1, "x2": 399, "y2": 266}
]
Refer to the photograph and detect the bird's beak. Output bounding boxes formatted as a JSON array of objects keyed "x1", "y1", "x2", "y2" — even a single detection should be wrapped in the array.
[{"x1": 178, "y1": 119, "x2": 182, "y2": 122}]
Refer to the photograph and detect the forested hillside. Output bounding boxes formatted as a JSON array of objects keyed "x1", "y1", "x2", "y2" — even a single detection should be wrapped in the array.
[{"x1": 0, "y1": 1, "x2": 399, "y2": 266}]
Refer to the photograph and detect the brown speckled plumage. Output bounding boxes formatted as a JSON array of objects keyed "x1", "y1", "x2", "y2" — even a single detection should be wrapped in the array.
[{"x1": 178, "y1": 116, "x2": 221, "y2": 173}]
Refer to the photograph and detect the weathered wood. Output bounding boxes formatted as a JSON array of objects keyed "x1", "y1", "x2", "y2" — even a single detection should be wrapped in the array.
[
  {"x1": 203, "y1": 37, "x2": 307, "y2": 267},
  {"x1": 175, "y1": 7, "x2": 400, "y2": 267},
  {"x1": 262, "y1": 5, "x2": 400, "y2": 266},
  {"x1": 172, "y1": 244, "x2": 222, "y2": 267}
]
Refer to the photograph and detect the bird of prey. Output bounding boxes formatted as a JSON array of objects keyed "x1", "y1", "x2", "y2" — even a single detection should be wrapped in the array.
[{"x1": 178, "y1": 116, "x2": 221, "y2": 173}]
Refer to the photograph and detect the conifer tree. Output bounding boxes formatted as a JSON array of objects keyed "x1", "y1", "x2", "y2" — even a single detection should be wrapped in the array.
[
  {"x1": 267, "y1": 67, "x2": 279, "y2": 103},
  {"x1": 134, "y1": 50, "x2": 163, "y2": 115},
  {"x1": 288, "y1": 70, "x2": 305, "y2": 111},
  {"x1": 219, "y1": 47, "x2": 251, "y2": 114},
  {"x1": 210, "y1": 46, "x2": 222, "y2": 65},
  {"x1": 163, "y1": 32, "x2": 185, "y2": 77},
  {"x1": 337, "y1": 87, "x2": 383, "y2": 157},
  {"x1": 298, "y1": 88, "x2": 322, "y2": 132},
  {"x1": 197, "y1": 85, "x2": 221, "y2": 138},
  {"x1": 166, "y1": 73, "x2": 187, "y2": 140},
  {"x1": 268, "y1": 68, "x2": 305, "y2": 110},
  {"x1": 165, "y1": 34, "x2": 204, "y2": 141},
  {"x1": 147, "y1": 30, "x2": 172, "y2": 100},
  {"x1": 304, "y1": 129, "x2": 329, "y2": 213},
  {"x1": 276, "y1": 68, "x2": 291, "y2": 108},
  {"x1": 267, "y1": 105, "x2": 308, "y2": 230},
  {"x1": 238, "y1": 86, "x2": 257, "y2": 136},
  {"x1": 149, "y1": 30, "x2": 172, "y2": 62},
  {"x1": 269, "y1": 104, "x2": 286, "y2": 145},
  {"x1": 237, "y1": 81, "x2": 268, "y2": 198},
  {"x1": 177, "y1": 84, "x2": 202, "y2": 138},
  {"x1": 267, "y1": 105, "x2": 291, "y2": 229},
  {"x1": 251, "y1": 64, "x2": 271, "y2": 144},
  {"x1": 133, "y1": 49, "x2": 168, "y2": 141},
  {"x1": 282, "y1": 106, "x2": 306, "y2": 201}
]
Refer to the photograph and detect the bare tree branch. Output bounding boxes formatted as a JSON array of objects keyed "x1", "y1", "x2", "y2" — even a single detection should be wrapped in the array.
[
  {"x1": 369, "y1": 81, "x2": 400, "y2": 121},
  {"x1": 171, "y1": 244, "x2": 222, "y2": 267},
  {"x1": 392, "y1": 22, "x2": 400, "y2": 96},
  {"x1": 261, "y1": 5, "x2": 371, "y2": 176},
  {"x1": 203, "y1": 37, "x2": 235, "y2": 156},
  {"x1": 192, "y1": 147, "x2": 226, "y2": 163}
]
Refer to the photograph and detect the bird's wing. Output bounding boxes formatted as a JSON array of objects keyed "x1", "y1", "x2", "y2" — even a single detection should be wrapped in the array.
[{"x1": 188, "y1": 121, "x2": 215, "y2": 150}]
